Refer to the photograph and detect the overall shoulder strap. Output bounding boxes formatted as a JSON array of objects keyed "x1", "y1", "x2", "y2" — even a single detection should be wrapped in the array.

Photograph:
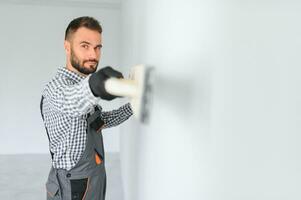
[{"x1": 40, "y1": 96, "x2": 54, "y2": 160}]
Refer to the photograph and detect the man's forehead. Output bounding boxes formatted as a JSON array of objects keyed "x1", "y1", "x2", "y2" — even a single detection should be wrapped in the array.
[{"x1": 72, "y1": 27, "x2": 102, "y2": 44}]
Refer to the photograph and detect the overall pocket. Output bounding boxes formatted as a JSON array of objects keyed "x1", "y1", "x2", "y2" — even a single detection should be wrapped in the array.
[{"x1": 70, "y1": 178, "x2": 89, "y2": 200}]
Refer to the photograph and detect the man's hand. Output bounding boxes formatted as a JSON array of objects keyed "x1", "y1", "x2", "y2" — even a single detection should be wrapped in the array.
[{"x1": 89, "y1": 66, "x2": 124, "y2": 100}]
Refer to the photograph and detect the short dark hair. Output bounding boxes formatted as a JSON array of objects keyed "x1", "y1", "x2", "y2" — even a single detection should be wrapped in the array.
[{"x1": 65, "y1": 16, "x2": 102, "y2": 40}]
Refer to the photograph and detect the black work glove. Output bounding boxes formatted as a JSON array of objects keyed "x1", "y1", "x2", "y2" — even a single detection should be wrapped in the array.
[{"x1": 89, "y1": 66, "x2": 124, "y2": 100}]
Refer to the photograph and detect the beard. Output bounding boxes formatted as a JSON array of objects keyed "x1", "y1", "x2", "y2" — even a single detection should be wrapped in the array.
[{"x1": 70, "y1": 49, "x2": 98, "y2": 75}]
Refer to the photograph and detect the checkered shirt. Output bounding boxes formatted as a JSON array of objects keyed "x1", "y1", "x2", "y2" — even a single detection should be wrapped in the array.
[{"x1": 41, "y1": 67, "x2": 133, "y2": 170}]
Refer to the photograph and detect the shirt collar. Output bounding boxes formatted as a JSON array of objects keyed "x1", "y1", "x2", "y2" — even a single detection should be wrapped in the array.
[{"x1": 56, "y1": 67, "x2": 85, "y2": 83}]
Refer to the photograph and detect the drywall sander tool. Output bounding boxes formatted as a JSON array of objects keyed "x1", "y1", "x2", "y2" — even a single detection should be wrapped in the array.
[{"x1": 104, "y1": 65, "x2": 154, "y2": 123}]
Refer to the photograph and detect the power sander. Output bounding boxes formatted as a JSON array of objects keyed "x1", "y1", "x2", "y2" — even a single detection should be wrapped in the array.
[{"x1": 104, "y1": 65, "x2": 154, "y2": 123}]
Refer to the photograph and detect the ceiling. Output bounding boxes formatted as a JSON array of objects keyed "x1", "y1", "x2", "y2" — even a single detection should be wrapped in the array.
[{"x1": 0, "y1": 0, "x2": 121, "y2": 9}]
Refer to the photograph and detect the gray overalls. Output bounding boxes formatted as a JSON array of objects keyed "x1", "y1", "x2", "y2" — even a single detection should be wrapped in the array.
[{"x1": 41, "y1": 96, "x2": 107, "y2": 200}]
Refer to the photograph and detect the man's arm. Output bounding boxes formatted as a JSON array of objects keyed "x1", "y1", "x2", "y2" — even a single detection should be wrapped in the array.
[
  {"x1": 43, "y1": 66, "x2": 124, "y2": 117},
  {"x1": 43, "y1": 66, "x2": 123, "y2": 117},
  {"x1": 43, "y1": 76, "x2": 99, "y2": 117},
  {"x1": 101, "y1": 103, "x2": 133, "y2": 129}
]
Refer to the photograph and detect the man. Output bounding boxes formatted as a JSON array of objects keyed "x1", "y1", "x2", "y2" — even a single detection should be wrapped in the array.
[{"x1": 40, "y1": 16, "x2": 133, "y2": 200}]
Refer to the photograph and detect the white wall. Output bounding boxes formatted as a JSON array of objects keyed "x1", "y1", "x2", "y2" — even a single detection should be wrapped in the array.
[
  {"x1": 120, "y1": 0, "x2": 301, "y2": 200},
  {"x1": 0, "y1": 1, "x2": 123, "y2": 154}
]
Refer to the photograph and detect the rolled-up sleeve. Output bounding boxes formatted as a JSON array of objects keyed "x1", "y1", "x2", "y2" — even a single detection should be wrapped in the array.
[{"x1": 101, "y1": 103, "x2": 133, "y2": 129}]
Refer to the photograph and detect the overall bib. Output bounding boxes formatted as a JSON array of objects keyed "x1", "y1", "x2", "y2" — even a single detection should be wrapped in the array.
[{"x1": 41, "y1": 96, "x2": 107, "y2": 200}]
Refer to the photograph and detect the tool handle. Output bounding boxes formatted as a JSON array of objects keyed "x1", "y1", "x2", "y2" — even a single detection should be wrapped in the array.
[{"x1": 104, "y1": 78, "x2": 137, "y2": 97}]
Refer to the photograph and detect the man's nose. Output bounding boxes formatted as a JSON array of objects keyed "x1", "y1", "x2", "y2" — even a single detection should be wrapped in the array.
[{"x1": 88, "y1": 48, "x2": 98, "y2": 59}]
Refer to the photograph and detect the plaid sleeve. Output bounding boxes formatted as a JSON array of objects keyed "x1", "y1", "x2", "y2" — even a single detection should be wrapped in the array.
[
  {"x1": 43, "y1": 75, "x2": 99, "y2": 116},
  {"x1": 101, "y1": 103, "x2": 133, "y2": 128}
]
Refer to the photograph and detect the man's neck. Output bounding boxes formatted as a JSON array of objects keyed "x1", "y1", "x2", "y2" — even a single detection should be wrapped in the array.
[{"x1": 66, "y1": 64, "x2": 88, "y2": 78}]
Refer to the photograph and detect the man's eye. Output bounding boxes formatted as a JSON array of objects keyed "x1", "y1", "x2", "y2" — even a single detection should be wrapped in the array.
[{"x1": 82, "y1": 45, "x2": 89, "y2": 49}]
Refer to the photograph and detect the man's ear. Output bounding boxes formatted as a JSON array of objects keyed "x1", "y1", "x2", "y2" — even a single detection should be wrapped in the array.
[{"x1": 64, "y1": 40, "x2": 71, "y2": 54}]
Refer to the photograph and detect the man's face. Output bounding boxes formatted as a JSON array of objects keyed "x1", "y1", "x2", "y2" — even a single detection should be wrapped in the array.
[{"x1": 66, "y1": 27, "x2": 102, "y2": 75}]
